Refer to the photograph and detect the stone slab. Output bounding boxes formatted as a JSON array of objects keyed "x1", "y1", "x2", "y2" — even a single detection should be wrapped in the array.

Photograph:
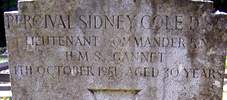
[{"x1": 4, "y1": 0, "x2": 227, "y2": 100}]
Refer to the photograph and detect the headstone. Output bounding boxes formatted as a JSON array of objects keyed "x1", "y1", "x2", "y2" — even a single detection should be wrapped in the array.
[{"x1": 4, "y1": 0, "x2": 227, "y2": 100}]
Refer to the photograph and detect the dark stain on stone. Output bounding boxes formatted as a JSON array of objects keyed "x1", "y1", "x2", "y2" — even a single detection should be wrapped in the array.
[{"x1": 133, "y1": 0, "x2": 137, "y2": 3}]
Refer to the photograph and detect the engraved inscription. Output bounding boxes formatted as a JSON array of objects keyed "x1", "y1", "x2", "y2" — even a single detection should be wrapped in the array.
[
  {"x1": 5, "y1": 14, "x2": 214, "y2": 31},
  {"x1": 12, "y1": 65, "x2": 223, "y2": 80}
]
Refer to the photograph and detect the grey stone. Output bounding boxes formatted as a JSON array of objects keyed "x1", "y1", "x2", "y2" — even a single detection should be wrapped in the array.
[{"x1": 4, "y1": 0, "x2": 227, "y2": 100}]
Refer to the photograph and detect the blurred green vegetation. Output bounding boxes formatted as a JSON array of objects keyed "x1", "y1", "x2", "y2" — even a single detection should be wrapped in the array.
[
  {"x1": 0, "y1": 97, "x2": 12, "y2": 100},
  {"x1": 0, "y1": 57, "x2": 7, "y2": 63},
  {"x1": 0, "y1": 47, "x2": 7, "y2": 63},
  {"x1": 226, "y1": 56, "x2": 227, "y2": 69},
  {"x1": 0, "y1": 47, "x2": 6, "y2": 54},
  {"x1": 0, "y1": 0, "x2": 17, "y2": 10}
]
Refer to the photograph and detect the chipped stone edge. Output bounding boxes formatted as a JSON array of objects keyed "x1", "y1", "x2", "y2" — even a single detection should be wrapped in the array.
[
  {"x1": 4, "y1": 11, "x2": 19, "y2": 14},
  {"x1": 214, "y1": 11, "x2": 227, "y2": 16},
  {"x1": 18, "y1": 0, "x2": 36, "y2": 3},
  {"x1": 190, "y1": 0, "x2": 213, "y2": 3}
]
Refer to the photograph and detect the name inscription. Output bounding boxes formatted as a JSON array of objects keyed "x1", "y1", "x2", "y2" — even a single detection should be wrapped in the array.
[{"x1": 5, "y1": 14, "x2": 213, "y2": 31}]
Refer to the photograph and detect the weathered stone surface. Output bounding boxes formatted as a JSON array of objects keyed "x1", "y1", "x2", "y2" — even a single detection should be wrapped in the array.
[{"x1": 4, "y1": 0, "x2": 226, "y2": 100}]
